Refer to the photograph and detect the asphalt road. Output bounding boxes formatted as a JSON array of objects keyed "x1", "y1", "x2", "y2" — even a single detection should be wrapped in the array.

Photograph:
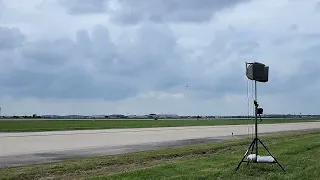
[{"x1": 0, "y1": 122, "x2": 319, "y2": 168}]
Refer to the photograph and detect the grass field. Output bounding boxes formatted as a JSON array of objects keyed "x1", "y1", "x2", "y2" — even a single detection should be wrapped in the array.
[
  {"x1": 0, "y1": 118, "x2": 316, "y2": 132},
  {"x1": 1, "y1": 131, "x2": 319, "y2": 180}
]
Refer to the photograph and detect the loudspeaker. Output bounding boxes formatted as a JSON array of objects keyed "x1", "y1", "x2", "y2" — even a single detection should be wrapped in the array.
[{"x1": 246, "y1": 62, "x2": 269, "y2": 82}]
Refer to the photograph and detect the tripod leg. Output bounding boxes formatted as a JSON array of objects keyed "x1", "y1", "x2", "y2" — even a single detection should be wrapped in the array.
[
  {"x1": 258, "y1": 139, "x2": 286, "y2": 172},
  {"x1": 236, "y1": 139, "x2": 255, "y2": 171},
  {"x1": 247, "y1": 138, "x2": 256, "y2": 165}
]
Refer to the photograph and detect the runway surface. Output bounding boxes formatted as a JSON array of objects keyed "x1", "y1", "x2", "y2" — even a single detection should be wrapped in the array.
[{"x1": 0, "y1": 122, "x2": 319, "y2": 168}]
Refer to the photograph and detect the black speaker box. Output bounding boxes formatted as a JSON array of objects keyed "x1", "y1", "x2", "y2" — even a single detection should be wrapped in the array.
[{"x1": 246, "y1": 62, "x2": 269, "y2": 82}]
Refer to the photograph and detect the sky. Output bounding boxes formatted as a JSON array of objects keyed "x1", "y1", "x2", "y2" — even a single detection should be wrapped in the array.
[{"x1": 1, "y1": 0, "x2": 320, "y2": 116}]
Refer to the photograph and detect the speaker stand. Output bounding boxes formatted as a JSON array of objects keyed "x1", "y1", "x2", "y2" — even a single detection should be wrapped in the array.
[{"x1": 235, "y1": 80, "x2": 285, "y2": 172}]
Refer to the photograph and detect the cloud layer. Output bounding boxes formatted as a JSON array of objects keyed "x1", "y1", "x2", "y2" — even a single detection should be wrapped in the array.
[{"x1": 0, "y1": 0, "x2": 320, "y2": 116}]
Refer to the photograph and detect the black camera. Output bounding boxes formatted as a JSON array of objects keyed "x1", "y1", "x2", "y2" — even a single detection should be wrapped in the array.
[{"x1": 257, "y1": 108, "x2": 263, "y2": 115}]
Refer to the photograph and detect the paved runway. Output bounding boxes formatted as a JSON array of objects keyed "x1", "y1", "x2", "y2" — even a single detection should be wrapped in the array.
[{"x1": 0, "y1": 122, "x2": 319, "y2": 168}]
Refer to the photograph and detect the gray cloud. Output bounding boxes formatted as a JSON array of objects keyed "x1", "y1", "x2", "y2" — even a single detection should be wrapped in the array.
[
  {"x1": 288, "y1": 24, "x2": 299, "y2": 32},
  {"x1": 0, "y1": 26, "x2": 25, "y2": 50},
  {"x1": 58, "y1": 0, "x2": 109, "y2": 14},
  {"x1": 21, "y1": 39, "x2": 75, "y2": 67},
  {"x1": 58, "y1": 0, "x2": 251, "y2": 24},
  {"x1": 315, "y1": 2, "x2": 320, "y2": 12},
  {"x1": 292, "y1": 43, "x2": 320, "y2": 86},
  {"x1": 0, "y1": 0, "x2": 320, "y2": 116},
  {"x1": 0, "y1": 0, "x2": 4, "y2": 18},
  {"x1": 1, "y1": 0, "x2": 320, "y2": 116},
  {"x1": 0, "y1": 70, "x2": 55, "y2": 96},
  {"x1": 112, "y1": 0, "x2": 251, "y2": 24},
  {"x1": 2, "y1": 21, "x2": 320, "y2": 105},
  {"x1": 0, "y1": 22, "x2": 262, "y2": 102},
  {"x1": 259, "y1": 37, "x2": 320, "y2": 96},
  {"x1": 180, "y1": 28, "x2": 260, "y2": 97},
  {"x1": 0, "y1": 23, "x2": 186, "y2": 100}
]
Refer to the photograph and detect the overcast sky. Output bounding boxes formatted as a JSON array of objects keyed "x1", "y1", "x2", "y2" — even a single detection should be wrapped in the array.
[{"x1": 0, "y1": 0, "x2": 320, "y2": 116}]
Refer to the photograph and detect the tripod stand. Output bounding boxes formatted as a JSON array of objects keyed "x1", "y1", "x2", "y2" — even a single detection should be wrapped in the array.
[{"x1": 235, "y1": 80, "x2": 286, "y2": 171}]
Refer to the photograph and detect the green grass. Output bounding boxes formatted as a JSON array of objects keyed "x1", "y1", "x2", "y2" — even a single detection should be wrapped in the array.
[
  {"x1": 1, "y1": 131, "x2": 319, "y2": 180},
  {"x1": 0, "y1": 118, "x2": 316, "y2": 132}
]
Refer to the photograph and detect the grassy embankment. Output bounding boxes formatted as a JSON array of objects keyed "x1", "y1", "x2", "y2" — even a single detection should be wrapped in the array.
[
  {"x1": 1, "y1": 131, "x2": 319, "y2": 180},
  {"x1": 0, "y1": 118, "x2": 316, "y2": 132}
]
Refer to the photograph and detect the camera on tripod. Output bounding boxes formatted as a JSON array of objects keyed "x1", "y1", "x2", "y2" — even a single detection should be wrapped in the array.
[
  {"x1": 254, "y1": 100, "x2": 264, "y2": 115},
  {"x1": 257, "y1": 108, "x2": 263, "y2": 115}
]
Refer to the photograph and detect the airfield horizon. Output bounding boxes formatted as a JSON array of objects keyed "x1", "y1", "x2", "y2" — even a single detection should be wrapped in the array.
[{"x1": 0, "y1": 118, "x2": 317, "y2": 132}]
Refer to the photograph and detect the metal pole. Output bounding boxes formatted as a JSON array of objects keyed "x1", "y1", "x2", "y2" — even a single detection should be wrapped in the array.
[{"x1": 254, "y1": 80, "x2": 258, "y2": 160}]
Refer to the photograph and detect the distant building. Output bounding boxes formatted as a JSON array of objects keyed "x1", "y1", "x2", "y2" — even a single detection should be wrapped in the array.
[
  {"x1": 156, "y1": 114, "x2": 179, "y2": 119},
  {"x1": 91, "y1": 115, "x2": 107, "y2": 119},
  {"x1": 108, "y1": 114, "x2": 127, "y2": 119}
]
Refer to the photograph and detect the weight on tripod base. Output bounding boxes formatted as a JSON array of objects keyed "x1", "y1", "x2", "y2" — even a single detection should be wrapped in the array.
[
  {"x1": 247, "y1": 154, "x2": 274, "y2": 163},
  {"x1": 235, "y1": 137, "x2": 286, "y2": 171},
  {"x1": 235, "y1": 62, "x2": 286, "y2": 172}
]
